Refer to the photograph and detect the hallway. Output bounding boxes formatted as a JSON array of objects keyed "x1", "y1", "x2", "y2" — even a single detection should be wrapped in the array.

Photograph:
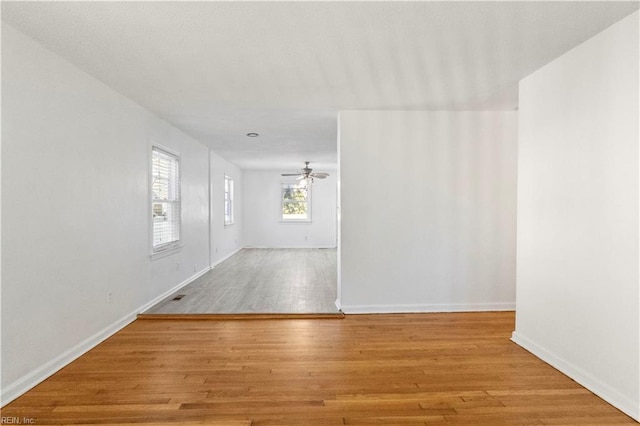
[{"x1": 143, "y1": 248, "x2": 339, "y2": 315}]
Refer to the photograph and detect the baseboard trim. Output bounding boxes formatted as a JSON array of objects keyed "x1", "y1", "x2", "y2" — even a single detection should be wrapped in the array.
[
  {"x1": 1, "y1": 265, "x2": 212, "y2": 407},
  {"x1": 137, "y1": 266, "x2": 213, "y2": 314},
  {"x1": 244, "y1": 246, "x2": 337, "y2": 249},
  {"x1": 340, "y1": 302, "x2": 515, "y2": 314},
  {"x1": 210, "y1": 247, "x2": 243, "y2": 268},
  {"x1": 511, "y1": 331, "x2": 639, "y2": 421},
  {"x1": 1, "y1": 313, "x2": 135, "y2": 407}
]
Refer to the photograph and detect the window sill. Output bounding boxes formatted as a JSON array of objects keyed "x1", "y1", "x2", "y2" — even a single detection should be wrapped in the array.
[
  {"x1": 150, "y1": 244, "x2": 183, "y2": 260},
  {"x1": 224, "y1": 223, "x2": 235, "y2": 228},
  {"x1": 279, "y1": 220, "x2": 312, "y2": 224}
]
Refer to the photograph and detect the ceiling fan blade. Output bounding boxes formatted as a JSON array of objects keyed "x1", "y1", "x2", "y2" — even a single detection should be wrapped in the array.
[
  {"x1": 281, "y1": 173, "x2": 301, "y2": 176},
  {"x1": 311, "y1": 172, "x2": 330, "y2": 178}
]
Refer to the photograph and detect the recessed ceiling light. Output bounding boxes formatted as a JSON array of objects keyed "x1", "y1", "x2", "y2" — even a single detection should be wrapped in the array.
[{"x1": 246, "y1": 132, "x2": 259, "y2": 137}]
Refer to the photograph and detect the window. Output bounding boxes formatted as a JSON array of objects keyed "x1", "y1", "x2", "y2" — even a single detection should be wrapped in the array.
[
  {"x1": 281, "y1": 183, "x2": 311, "y2": 221},
  {"x1": 224, "y1": 175, "x2": 234, "y2": 225},
  {"x1": 152, "y1": 147, "x2": 180, "y2": 252}
]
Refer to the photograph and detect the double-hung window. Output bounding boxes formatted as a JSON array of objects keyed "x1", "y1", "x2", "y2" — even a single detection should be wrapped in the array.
[
  {"x1": 224, "y1": 175, "x2": 234, "y2": 225},
  {"x1": 152, "y1": 147, "x2": 181, "y2": 252},
  {"x1": 281, "y1": 183, "x2": 311, "y2": 222}
]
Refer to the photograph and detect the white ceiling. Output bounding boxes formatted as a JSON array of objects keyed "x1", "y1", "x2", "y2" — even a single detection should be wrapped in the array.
[{"x1": 2, "y1": 1, "x2": 638, "y2": 170}]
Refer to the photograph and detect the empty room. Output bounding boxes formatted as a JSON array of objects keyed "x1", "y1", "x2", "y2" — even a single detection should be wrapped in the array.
[{"x1": 2, "y1": 1, "x2": 639, "y2": 425}]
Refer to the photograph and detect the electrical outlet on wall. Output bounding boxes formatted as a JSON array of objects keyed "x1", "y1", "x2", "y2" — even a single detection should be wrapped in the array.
[{"x1": 107, "y1": 292, "x2": 113, "y2": 304}]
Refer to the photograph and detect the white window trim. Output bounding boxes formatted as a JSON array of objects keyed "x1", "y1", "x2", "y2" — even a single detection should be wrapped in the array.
[
  {"x1": 150, "y1": 244, "x2": 183, "y2": 260},
  {"x1": 224, "y1": 175, "x2": 234, "y2": 226},
  {"x1": 150, "y1": 144, "x2": 183, "y2": 258},
  {"x1": 280, "y1": 181, "x2": 312, "y2": 223}
]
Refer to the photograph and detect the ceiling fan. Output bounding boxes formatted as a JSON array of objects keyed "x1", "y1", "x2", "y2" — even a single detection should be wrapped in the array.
[{"x1": 281, "y1": 161, "x2": 330, "y2": 184}]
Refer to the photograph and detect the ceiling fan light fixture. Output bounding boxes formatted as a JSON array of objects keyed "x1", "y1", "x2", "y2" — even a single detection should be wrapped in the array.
[{"x1": 281, "y1": 161, "x2": 329, "y2": 185}]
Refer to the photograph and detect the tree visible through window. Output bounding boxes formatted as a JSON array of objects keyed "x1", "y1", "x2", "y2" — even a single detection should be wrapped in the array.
[
  {"x1": 152, "y1": 147, "x2": 180, "y2": 251},
  {"x1": 282, "y1": 183, "x2": 310, "y2": 221}
]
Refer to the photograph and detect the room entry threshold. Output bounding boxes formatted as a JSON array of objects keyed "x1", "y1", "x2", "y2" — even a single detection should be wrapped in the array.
[{"x1": 137, "y1": 312, "x2": 345, "y2": 320}]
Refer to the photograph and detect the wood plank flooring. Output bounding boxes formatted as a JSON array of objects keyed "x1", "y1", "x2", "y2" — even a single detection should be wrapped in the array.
[
  {"x1": 143, "y1": 248, "x2": 339, "y2": 315},
  {"x1": 3, "y1": 312, "x2": 635, "y2": 425}
]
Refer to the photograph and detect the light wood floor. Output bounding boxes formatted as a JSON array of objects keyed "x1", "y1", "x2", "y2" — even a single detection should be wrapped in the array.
[
  {"x1": 144, "y1": 248, "x2": 339, "y2": 315},
  {"x1": 4, "y1": 312, "x2": 635, "y2": 425}
]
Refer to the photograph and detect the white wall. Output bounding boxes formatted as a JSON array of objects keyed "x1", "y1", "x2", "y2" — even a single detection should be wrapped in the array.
[
  {"x1": 1, "y1": 24, "x2": 211, "y2": 403},
  {"x1": 243, "y1": 170, "x2": 337, "y2": 248},
  {"x1": 210, "y1": 150, "x2": 243, "y2": 266},
  {"x1": 513, "y1": 11, "x2": 639, "y2": 420},
  {"x1": 338, "y1": 111, "x2": 518, "y2": 313}
]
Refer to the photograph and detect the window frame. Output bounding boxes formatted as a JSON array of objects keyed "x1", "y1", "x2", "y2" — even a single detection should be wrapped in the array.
[
  {"x1": 224, "y1": 175, "x2": 234, "y2": 226},
  {"x1": 280, "y1": 181, "x2": 312, "y2": 223},
  {"x1": 150, "y1": 145, "x2": 182, "y2": 257}
]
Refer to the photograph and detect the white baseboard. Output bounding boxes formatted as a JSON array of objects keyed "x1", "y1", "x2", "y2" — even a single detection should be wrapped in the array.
[
  {"x1": 511, "y1": 331, "x2": 639, "y2": 421},
  {"x1": 210, "y1": 247, "x2": 243, "y2": 268},
  {"x1": 1, "y1": 265, "x2": 212, "y2": 407},
  {"x1": 340, "y1": 302, "x2": 515, "y2": 314},
  {"x1": 138, "y1": 265, "x2": 212, "y2": 313},
  {"x1": 1, "y1": 313, "x2": 136, "y2": 407},
  {"x1": 244, "y1": 246, "x2": 337, "y2": 249}
]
